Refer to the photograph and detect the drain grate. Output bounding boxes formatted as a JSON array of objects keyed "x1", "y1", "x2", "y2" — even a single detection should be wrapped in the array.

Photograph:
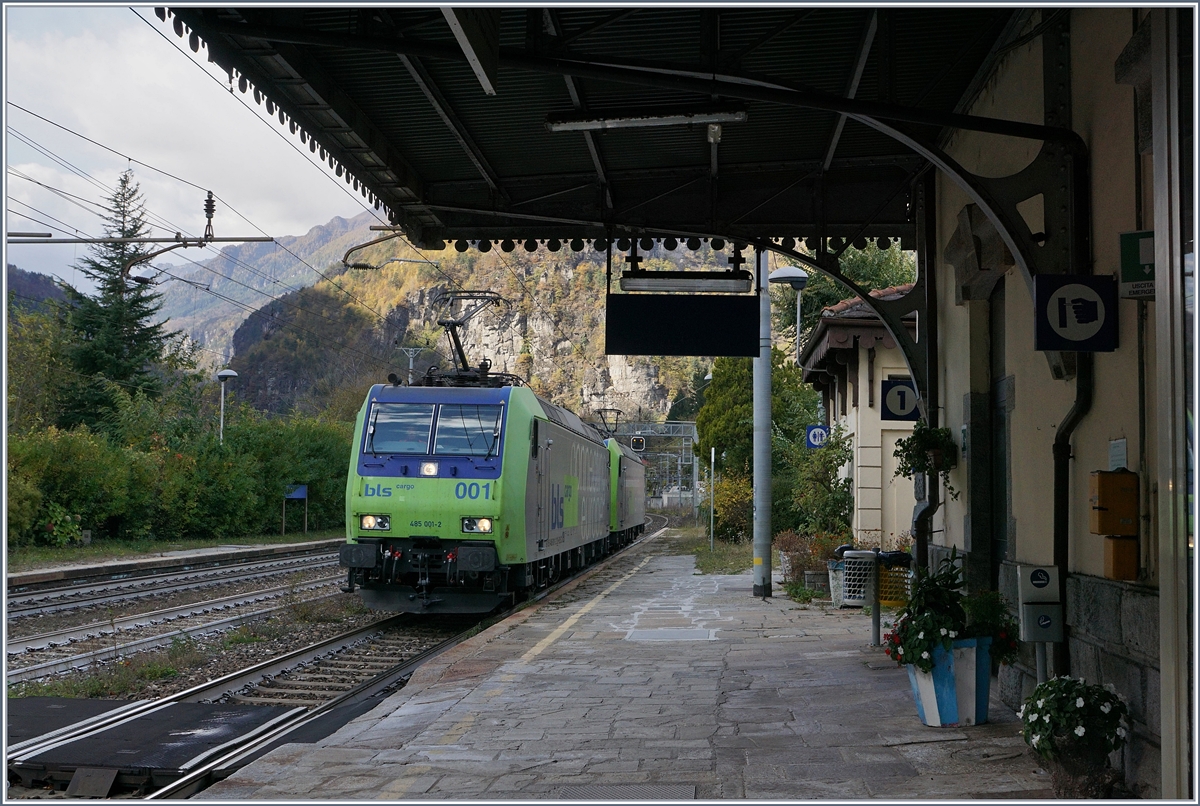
[{"x1": 558, "y1": 784, "x2": 696, "y2": 799}]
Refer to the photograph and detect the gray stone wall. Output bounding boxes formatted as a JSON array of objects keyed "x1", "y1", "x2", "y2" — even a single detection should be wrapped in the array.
[{"x1": 997, "y1": 571, "x2": 1161, "y2": 798}]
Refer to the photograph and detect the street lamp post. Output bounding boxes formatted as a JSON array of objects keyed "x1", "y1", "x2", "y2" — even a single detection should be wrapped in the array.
[
  {"x1": 769, "y1": 265, "x2": 809, "y2": 363},
  {"x1": 217, "y1": 369, "x2": 238, "y2": 444}
]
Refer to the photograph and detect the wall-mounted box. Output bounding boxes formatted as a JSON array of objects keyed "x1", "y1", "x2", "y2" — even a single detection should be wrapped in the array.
[
  {"x1": 1020, "y1": 603, "x2": 1064, "y2": 642},
  {"x1": 1090, "y1": 469, "x2": 1139, "y2": 536},
  {"x1": 1104, "y1": 536, "x2": 1139, "y2": 581},
  {"x1": 1017, "y1": 565, "x2": 1060, "y2": 605}
]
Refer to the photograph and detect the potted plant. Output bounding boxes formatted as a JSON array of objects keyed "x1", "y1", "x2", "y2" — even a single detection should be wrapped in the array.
[
  {"x1": 1019, "y1": 676, "x2": 1130, "y2": 797},
  {"x1": 882, "y1": 548, "x2": 1019, "y2": 726},
  {"x1": 893, "y1": 419, "x2": 960, "y2": 500}
]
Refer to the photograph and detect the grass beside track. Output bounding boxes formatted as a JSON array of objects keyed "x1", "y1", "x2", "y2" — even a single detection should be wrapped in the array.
[
  {"x1": 6, "y1": 528, "x2": 345, "y2": 574},
  {"x1": 664, "y1": 526, "x2": 756, "y2": 575}
]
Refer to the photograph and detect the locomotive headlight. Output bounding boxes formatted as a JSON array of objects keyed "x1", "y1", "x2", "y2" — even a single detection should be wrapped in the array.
[
  {"x1": 461, "y1": 517, "x2": 494, "y2": 534},
  {"x1": 420, "y1": 461, "x2": 439, "y2": 477},
  {"x1": 360, "y1": 514, "x2": 390, "y2": 530}
]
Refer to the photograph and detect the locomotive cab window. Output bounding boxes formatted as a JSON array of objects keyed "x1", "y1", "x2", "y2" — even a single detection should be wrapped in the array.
[
  {"x1": 366, "y1": 403, "x2": 434, "y2": 454},
  {"x1": 434, "y1": 404, "x2": 504, "y2": 457}
]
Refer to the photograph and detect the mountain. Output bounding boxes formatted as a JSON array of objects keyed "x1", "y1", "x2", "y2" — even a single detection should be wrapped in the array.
[
  {"x1": 159, "y1": 213, "x2": 722, "y2": 422},
  {"x1": 155, "y1": 211, "x2": 382, "y2": 362},
  {"x1": 7, "y1": 264, "x2": 67, "y2": 313}
]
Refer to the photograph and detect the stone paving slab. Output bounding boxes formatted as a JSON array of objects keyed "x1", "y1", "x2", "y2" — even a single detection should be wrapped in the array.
[{"x1": 196, "y1": 531, "x2": 1054, "y2": 800}]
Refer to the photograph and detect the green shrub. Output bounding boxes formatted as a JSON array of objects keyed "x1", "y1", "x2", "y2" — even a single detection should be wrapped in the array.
[
  {"x1": 8, "y1": 428, "x2": 131, "y2": 542},
  {"x1": 6, "y1": 466, "x2": 43, "y2": 544},
  {"x1": 712, "y1": 473, "x2": 753, "y2": 543}
]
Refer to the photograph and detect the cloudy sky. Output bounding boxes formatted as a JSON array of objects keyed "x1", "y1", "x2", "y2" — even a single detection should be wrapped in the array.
[{"x1": 4, "y1": 5, "x2": 366, "y2": 291}]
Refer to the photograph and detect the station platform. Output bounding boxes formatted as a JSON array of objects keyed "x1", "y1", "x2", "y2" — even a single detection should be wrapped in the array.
[{"x1": 196, "y1": 530, "x2": 1053, "y2": 800}]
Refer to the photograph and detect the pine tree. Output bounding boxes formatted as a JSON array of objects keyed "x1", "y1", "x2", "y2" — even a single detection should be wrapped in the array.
[{"x1": 59, "y1": 170, "x2": 172, "y2": 430}]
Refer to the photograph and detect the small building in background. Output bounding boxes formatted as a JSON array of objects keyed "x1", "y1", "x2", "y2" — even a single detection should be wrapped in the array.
[{"x1": 800, "y1": 284, "x2": 917, "y2": 551}]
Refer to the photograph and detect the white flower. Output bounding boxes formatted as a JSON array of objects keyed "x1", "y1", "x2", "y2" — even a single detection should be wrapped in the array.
[
  {"x1": 1100, "y1": 703, "x2": 1111, "y2": 714},
  {"x1": 1117, "y1": 727, "x2": 1126, "y2": 738},
  {"x1": 1076, "y1": 697, "x2": 1085, "y2": 708},
  {"x1": 1074, "y1": 726, "x2": 1086, "y2": 737},
  {"x1": 940, "y1": 627, "x2": 948, "y2": 636},
  {"x1": 1031, "y1": 734, "x2": 1041, "y2": 747},
  {"x1": 1037, "y1": 699, "x2": 1045, "y2": 708},
  {"x1": 1017, "y1": 706, "x2": 1025, "y2": 718},
  {"x1": 1044, "y1": 714, "x2": 1051, "y2": 722},
  {"x1": 1028, "y1": 713, "x2": 1038, "y2": 722},
  {"x1": 921, "y1": 651, "x2": 930, "y2": 659},
  {"x1": 918, "y1": 631, "x2": 924, "y2": 639},
  {"x1": 897, "y1": 647, "x2": 904, "y2": 655},
  {"x1": 949, "y1": 630, "x2": 957, "y2": 638}
]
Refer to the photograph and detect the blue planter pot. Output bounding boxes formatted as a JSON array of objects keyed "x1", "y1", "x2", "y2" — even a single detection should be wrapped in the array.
[{"x1": 906, "y1": 637, "x2": 992, "y2": 727}]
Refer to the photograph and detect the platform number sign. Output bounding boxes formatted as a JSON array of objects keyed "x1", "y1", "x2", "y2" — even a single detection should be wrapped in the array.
[
  {"x1": 805, "y1": 425, "x2": 830, "y2": 449},
  {"x1": 881, "y1": 380, "x2": 920, "y2": 421},
  {"x1": 1034, "y1": 274, "x2": 1119, "y2": 352},
  {"x1": 630, "y1": 436, "x2": 646, "y2": 452}
]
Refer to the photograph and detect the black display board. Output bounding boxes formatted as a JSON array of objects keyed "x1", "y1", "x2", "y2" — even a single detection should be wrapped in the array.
[{"x1": 605, "y1": 293, "x2": 759, "y2": 356}]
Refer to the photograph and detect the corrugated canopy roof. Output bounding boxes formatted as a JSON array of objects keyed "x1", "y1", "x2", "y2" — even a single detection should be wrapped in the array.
[{"x1": 168, "y1": 6, "x2": 1021, "y2": 248}]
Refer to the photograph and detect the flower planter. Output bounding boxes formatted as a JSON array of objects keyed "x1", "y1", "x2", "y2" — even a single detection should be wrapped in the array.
[{"x1": 906, "y1": 636, "x2": 992, "y2": 727}]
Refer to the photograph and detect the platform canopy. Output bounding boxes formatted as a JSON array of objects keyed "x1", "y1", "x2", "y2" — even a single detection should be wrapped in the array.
[{"x1": 168, "y1": 7, "x2": 1022, "y2": 248}]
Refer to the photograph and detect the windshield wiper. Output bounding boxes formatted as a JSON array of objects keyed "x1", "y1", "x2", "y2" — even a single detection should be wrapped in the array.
[{"x1": 366, "y1": 407, "x2": 381, "y2": 456}]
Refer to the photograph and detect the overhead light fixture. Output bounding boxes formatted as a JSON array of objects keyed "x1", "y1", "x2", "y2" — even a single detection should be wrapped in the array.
[
  {"x1": 620, "y1": 269, "x2": 753, "y2": 294},
  {"x1": 546, "y1": 106, "x2": 747, "y2": 133}
]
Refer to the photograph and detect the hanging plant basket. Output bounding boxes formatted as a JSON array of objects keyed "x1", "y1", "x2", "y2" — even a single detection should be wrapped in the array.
[{"x1": 893, "y1": 419, "x2": 960, "y2": 499}]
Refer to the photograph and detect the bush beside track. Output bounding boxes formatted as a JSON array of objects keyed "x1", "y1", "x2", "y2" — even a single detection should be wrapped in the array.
[{"x1": 7, "y1": 415, "x2": 351, "y2": 549}]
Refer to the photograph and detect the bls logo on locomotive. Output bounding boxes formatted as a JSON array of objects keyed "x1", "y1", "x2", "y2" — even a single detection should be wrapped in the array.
[
  {"x1": 549, "y1": 479, "x2": 576, "y2": 531},
  {"x1": 363, "y1": 483, "x2": 392, "y2": 497}
]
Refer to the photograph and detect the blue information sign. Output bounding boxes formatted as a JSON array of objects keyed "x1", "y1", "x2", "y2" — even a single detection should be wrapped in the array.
[
  {"x1": 805, "y1": 425, "x2": 830, "y2": 449},
  {"x1": 881, "y1": 380, "x2": 920, "y2": 421},
  {"x1": 285, "y1": 484, "x2": 308, "y2": 500},
  {"x1": 1034, "y1": 274, "x2": 1119, "y2": 352}
]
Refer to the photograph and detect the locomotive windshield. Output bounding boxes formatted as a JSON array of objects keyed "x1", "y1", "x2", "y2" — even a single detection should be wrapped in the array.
[
  {"x1": 434, "y1": 404, "x2": 504, "y2": 457},
  {"x1": 366, "y1": 403, "x2": 435, "y2": 454}
]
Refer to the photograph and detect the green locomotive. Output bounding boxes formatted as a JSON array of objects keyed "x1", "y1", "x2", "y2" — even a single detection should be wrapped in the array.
[{"x1": 339, "y1": 382, "x2": 646, "y2": 613}]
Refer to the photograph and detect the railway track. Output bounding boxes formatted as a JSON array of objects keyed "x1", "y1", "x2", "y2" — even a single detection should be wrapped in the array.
[
  {"x1": 8, "y1": 552, "x2": 340, "y2": 619},
  {"x1": 8, "y1": 614, "x2": 473, "y2": 797},
  {"x1": 7, "y1": 520, "x2": 668, "y2": 798},
  {"x1": 7, "y1": 575, "x2": 345, "y2": 657}
]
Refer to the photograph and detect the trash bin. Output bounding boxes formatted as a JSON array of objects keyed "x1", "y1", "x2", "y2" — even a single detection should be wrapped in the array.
[
  {"x1": 877, "y1": 551, "x2": 913, "y2": 606},
  {"x1": 841, "y1": 550, "x2": 877, "y2": 607},
  {"x1": 827, "y1": 559, "x2": 844, "y2": 608}
]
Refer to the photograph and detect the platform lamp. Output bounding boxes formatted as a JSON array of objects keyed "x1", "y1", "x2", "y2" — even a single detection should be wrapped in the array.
[
  {"x1": 768, "y1": 266, "x2": 809, "y2": 363},
  {"x1": 216, "y1": 368, "x2": 238, "y2": 444}
]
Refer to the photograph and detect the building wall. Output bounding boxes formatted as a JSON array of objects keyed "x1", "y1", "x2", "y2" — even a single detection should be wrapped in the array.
[
  {"x1": 835, "y1": 342, "x2": 915, "y2": 549},
  {"x1": 929, "y1": 8, "x2": 1161, "y2": 796}
]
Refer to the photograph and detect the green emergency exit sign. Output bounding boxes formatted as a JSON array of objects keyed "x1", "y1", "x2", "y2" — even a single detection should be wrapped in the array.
[{"x1": 1120, "y1": 230, "x2": 1155, "y2": 299}]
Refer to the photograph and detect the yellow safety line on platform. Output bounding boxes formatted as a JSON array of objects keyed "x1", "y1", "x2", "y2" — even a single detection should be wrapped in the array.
[
  {"x1": 436, "y1": 713, "x2": 476, "y2": 744},
  {"x1": 377, "y1": 765, "x2": 431, "y2": 799},
  {"x1": 519, "y1": 555, "x2": 653, "y2": 663}
]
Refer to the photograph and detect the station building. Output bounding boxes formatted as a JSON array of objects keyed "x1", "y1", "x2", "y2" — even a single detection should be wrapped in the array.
[
  {"x1": 800, "y1": 284, "x2": 917, "y2": 551},
  {"x1": 897, "y1": 10, "x2": 1190, "y2": 796}
]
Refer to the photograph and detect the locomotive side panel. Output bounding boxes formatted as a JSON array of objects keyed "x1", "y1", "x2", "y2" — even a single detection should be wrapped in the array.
[
  {"x1": 621, "y1": 452, "x2": 647, "y2": 534},
  {"x1": 525, "y1": 415, "x2": 610, "y2": 563}
]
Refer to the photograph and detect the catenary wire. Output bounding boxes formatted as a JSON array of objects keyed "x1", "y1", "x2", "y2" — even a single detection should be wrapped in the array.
[{"x1": 7, "y1": 107, "x2": 390, "y2": 323}]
